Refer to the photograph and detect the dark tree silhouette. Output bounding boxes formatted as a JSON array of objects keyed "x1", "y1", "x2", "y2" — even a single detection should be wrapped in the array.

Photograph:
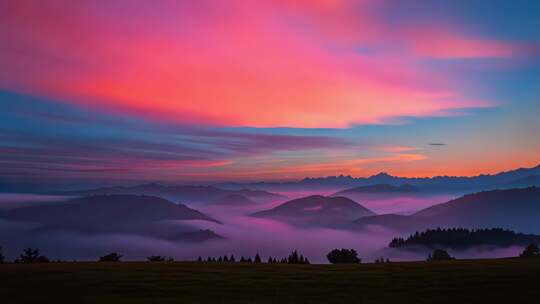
[
  {"x1": 197, "y1": 256, "x2": 203, "y2": 262},
  {"x1": 240, "y1": 256, "x2": 246, "y2": 262},
  {"x1": 19, "y1": 248, "x2": 49, "y2": 263},
  {"x1": 326, "y1": 248, "x2": 361, "y2": 264},
  {"x1": 375, "y1": 256, "x2": 391, "y2": 263},
  {"x1": 286, "y1": 250, "x2": 310, "y2": 264},
  {"x1": 99, "y1": 252, "x2": 122, "y2": 262},
  {"x1": 520, "y1": 244, "x2": 540, "y2": 258},
  {"x1": 254, "y1": 253, "x2": 262, "y2": 263},
  {"x1": 147, "y1": 255, "x2": 168, "y2": 262},
  {"x1": 427, "y1": 249, "x2": 454, "y2": 261},
  {"x1": 0, "y1": 246, "x2": 4, "y2": 264},
  {"x1": 389, "y1": 228, "x2": 540, "y2": 249},
  {"x1": 288, "y1": 250, "x2": 299, "y2": 264},
  {"x1": 230, "y1": 255, "x2": 236, "y2": 262}
]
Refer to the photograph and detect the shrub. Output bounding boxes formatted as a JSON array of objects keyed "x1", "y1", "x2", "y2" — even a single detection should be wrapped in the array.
[
  {"x1": 147, "y1": 255, "x2": 168, "y2": 262},
  {"x1": 19, "y1": 248, "x2": 49, "y2": 263},
  {"x1": 326, "y1": 248, "x2": 361, "y2": 264},
  {"x1": 427, "y1": 249, "x2": 454, "y2": 261},
  {"x1": 520, "y1": 244, "x2": 540, "y2": 258},
  {"x1": 99, "y1": 252, "x2": 122, "y2": 262}
]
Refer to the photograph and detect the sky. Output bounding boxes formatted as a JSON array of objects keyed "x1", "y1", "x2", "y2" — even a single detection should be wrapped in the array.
[{"x1": 1, "y1": 0, "x2": 540, "y2": 188}]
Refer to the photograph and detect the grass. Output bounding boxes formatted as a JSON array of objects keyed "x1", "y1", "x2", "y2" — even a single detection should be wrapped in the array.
[{"x1": 2, "y1": 258, "x2": 540, "y2": 304}]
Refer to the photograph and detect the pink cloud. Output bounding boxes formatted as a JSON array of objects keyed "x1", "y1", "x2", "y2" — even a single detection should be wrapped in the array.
[{"x1": 0, "y1": 0, "x2": 522, "y2": 128}]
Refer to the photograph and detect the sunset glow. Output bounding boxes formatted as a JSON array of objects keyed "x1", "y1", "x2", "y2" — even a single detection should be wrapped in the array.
[{"x1": 1, "y1": 0, "x2": 539, "y2": 187}]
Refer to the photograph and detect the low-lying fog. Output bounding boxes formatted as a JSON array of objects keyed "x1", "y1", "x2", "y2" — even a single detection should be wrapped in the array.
[{"x1": 0, "y1": 192, "x2": 524, "y2": 263}]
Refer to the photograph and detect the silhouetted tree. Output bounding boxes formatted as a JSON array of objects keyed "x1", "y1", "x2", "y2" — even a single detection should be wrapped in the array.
[
  {"x1": 427, "y1": 249, "x2": 454, "y2": 261},
  {"x1": 286, "y1": 250, "x2": 310, "y2": 264},
  {"x1": 267, "y1": 256, "x2": 274, "y2": 263},
  {"x1": 240, "y1": 256, "x2": 246, "y2": 263},
  {"x1": 230, "y1": 255, "x2": 236, "y2": 262},
  {"x1": 254, "y1": 253, "x2": 262, "y2": 263},
  {"x1": 99, "y1": 252, "x2": 122, "y2": 262},
  {"x1": 19, "y1": 248, "x2": 49, "y2": 263},
  {"x1": 326, "y1": 248, "x2": 361, "y2": 264},
  {"x1": 288, "y1": 250, "x2": 299, "y2": 264},
  {"x1": 218, "y1": 256, "x2": 223, "y2": 262},
  {"x1": 520, "y1": 244, "x2": 540, "y2": 258},
  {"x1": 197, "y1": 256, "x2": 203, "y2": 262},
  {"x1": 147, "y1": 255, "x2": 166, "y2": 262},
  {"x1": 0, "y1": 246, "x2": 4, "y2": 264},
  {"x1": 223, "y1": 255, "x2": 229, "y2": 262},
  {"x1": 247, "y1": 257, "x2": 253, "y2": 263},
  {"x1": 207, "y1": 256, "x2": 212, "y2": 262}
]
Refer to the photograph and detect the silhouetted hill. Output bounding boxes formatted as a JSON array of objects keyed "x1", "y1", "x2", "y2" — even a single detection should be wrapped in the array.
[
  {"x1": 389, "y1": 228, "x2": 540, "y2": 249},
  {"x1": 352, "y1": 214, "x2": 427, "y2": 231},
  {"x1": 209, "y1": 194, "x2": 257, "y2": 206},
  {"x1": 252, "y1": 195, "x2": 375, "y2": 227},
  {"x1": 216, "y1": 164, "x2": 540, "y2": 192},
  {"x1": 334, "y1": 184, "x2": 419, "y2": 195},
  {"x1": 500, "y1": 175, "x2": 540, "y2": 189},
  {"x1": 62, "y1": 184, "x2": 285, "y2": 204},
  {"x1": 0, "y1": 195, "x2": 223, "y2": 241},
  {"x1": 353, "y1": 187, "x2": 540, "y2": 234}
]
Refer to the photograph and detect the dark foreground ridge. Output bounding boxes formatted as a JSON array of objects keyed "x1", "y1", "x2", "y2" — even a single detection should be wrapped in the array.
[{"x1": 2, "y1": 258, "x2": 540, "y2": 304}]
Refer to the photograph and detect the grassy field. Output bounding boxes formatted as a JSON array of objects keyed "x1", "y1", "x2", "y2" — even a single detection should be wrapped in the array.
[{"x1": 2, "y1": 258, "x2": 540, "y2": 304}]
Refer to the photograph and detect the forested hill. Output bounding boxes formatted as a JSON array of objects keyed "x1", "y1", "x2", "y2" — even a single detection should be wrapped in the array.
[{"x1": 389, "y1": 228, "x2": 540, "y2": 249}]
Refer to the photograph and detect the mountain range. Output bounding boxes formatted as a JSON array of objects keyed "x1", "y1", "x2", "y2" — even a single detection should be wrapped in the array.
[
  {"x1": 334, "y1": 184, "x2": 419, "y2": 195},
  {"x1": 216, "y1": 164, "x2": 540, "y2": 192}
]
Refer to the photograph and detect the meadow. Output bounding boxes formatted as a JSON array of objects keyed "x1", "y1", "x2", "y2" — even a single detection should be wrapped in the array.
[{"x1": 2, "y1": 258, "x2": 539, "y2": 304}]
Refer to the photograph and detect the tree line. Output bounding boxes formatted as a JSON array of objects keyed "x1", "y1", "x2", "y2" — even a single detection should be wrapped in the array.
[
  {"x1": 197, "y1": 250, "x2": 310, "y2": 264},
  {"x1": 389, "y1": 227, "x2": 540, "y2": 249},
  {"x1": 1, "y1": 244, "x2": 538, "y2": 264}
]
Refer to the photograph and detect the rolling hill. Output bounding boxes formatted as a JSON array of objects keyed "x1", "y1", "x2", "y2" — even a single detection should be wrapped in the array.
[
  {"x1": 62, "y1": 184, "x2": 285, "y2": 204},
  {"x1": 353, "y1": 187, "x2": 540, "y2": 234},
  {"x1": 0, "y1": 194, "x2": 223, "y2": 242},
  {"x1": 209, "y1": 194, "x2": 257, "y2": 206},
  {"x1": 252, "y1": 195, "x2": 375, "y2": 227}
]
